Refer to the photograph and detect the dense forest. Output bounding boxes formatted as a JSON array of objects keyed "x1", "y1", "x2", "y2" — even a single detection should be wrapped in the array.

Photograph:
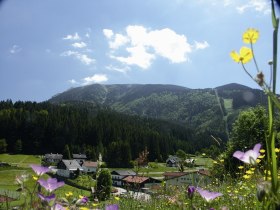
[{"x1": 0, "y1": 100, "x2": 220, "y2": 167}]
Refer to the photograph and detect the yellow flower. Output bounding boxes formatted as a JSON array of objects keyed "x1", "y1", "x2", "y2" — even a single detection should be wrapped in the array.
[
  {"x1": 256, "y1": 159, "x2": 261, "y2": 163},
  {"x1": 275, "y1": 148, "x2": 280, "y2": 153},
  {"x1": 230, "y1": 47, "x2": 253, "y2": 64},
  {"x1": 246, "y1": 170, "x2": 254, "y2": 175},
  {"x1": 32, "y1": 176, "x2": 38, "y2": 181},
  {"x1": 238, "y1": 166, "x2": 244, "y2": 169},
  {"x1": 79, "y1": 195, "x2": 84, "y2": 199},
  {"x1": 213, "y1": 161, "x2": 218, "y2": 164},
  {"x1": 65, "y1": 192, "x2": 73, "y2": 197},
  {"x1": 243, "y1": 174, "x2": 251, "y2": 179},
  {"x1": 250, "y1": 167, "x2": 255, "y2": 171},
  {"x1": 243, "y1": 28, "x2": 259, "y2": 44},
  {"x1": 202, "y1": 153, "x2": 206, "y2": 156},
  {"x1": 258, "y1": 155, "x2": 265, "y2": 159},
  {"x1": 79, "y1": 207, "x2": 89, "y2": 210},
  {"x1": 92, "y1": 203, "x2": 99, "y2": 207},
  {"x1": 260, "y1": 149, "x2": 265, "y2": 153},
  {"x1": 114, "y1": 196, "x2": 120, "y2": 201},
  {"x1": 220, "y1": 159, "x2": 224, "y2": 163}
]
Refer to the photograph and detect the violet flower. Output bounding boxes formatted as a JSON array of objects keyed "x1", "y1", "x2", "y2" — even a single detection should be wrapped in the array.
[
  {"x1": 233, "y1": 143, "x2": 261, "y2": 164},
  {"x1": 187, "y1": 185, "x2": 196, "y2": 199},
  {"x1": 76, "y1": 196, "x2": 89, "y2": 205},
  {"x1": 52, "y1": 203, "x2": 66, "y2": 210},
  {"x1": 38, "y1": 178, "x2": 64, "y2": 192},
  {"x1": 30, "y1": 164, "x2": 50, "y2": 176},
  {"x1": 38, "y1": 193, "x2": 56, "y2": 203},
  {"x1": 106, "y1": 204, "x2": 119, "y2": 210},
  {"x1": 196, "y1": 188, "x2": 222, "y2": 202}
]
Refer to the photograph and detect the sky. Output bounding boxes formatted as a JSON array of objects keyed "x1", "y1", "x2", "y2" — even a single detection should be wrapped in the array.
[{"x1": 0, "y1": 0, "x2": 278, "y2": 102}]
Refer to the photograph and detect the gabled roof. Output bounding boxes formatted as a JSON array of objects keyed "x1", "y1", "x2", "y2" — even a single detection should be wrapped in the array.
[
  {"x1": 82, "y1": 161, "x2": 98, "y2": 168},
  {"x1": 111, "y1": 170, "x2": 136, "y2": 176},
  {"x1": 44, "y1": 153, "x2": 63, "y2": 159},
  {"x1": 166, "y1": 155, "x2": 181, "y2": 163},
  {"x1": 61, "y1": 159, "x2": 83, "y2": 171},
  {"x1": 72, "y1": 154, "x2": 87, "y2": 159}
]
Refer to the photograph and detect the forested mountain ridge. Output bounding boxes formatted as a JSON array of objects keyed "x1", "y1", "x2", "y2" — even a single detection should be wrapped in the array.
[{"x1": 49, "y1": 83, "x2": 267, "y2": 134}]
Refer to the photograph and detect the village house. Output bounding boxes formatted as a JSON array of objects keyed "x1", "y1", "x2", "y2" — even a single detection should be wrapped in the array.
[
  {"x1": 82, "y1": 161, "x2": 98, "y2": 173},
  {"x1": 163, "y1": 169, "x2": 211, "y2": 187},
  {"x1": 111, "y1": 170, "x2": 136, "y2": 187},
  {"x1": 122, "y1": 175, "x2": 161, "y2": 191},
  {"x1": 165, "y1": 155, "x2": 181, "y2": 167},
  {"x1": 42, "y1": 153, "x2": 63, "y2": 165},
  {"x1": 57, "y1": 159, "x2": 83, "y2": 178},
  {"x1": 72, "y1": 153, "x2": 87, "y2": 165}
]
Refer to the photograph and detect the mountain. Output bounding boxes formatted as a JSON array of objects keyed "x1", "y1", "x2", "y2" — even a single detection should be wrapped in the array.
[{"x1": 49, "y1": 83, "x2": 267, "y2": 142}]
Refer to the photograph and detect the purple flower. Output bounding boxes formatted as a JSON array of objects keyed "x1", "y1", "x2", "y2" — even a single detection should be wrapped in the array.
[
  {"x1": 76, "y1": 196, "x2": 89, "y2": 205},
  {"x1": 52, "y1": 203, "x2": 66, "y2": 210},
  {"x1": 233, "y1": 143, "x2": 261, "y2": 164},
  {"x1": 187, "y1": 186, "x2": 196, "y2": 199},
  {"x1": 196, "y1": 188, "x2": 222, "y2": 202},
  {"x1": 30, "y1": 164, "x2": 50, "y2": 176},
  {"x1": 38, "y1": 178, "x2": 64, "y2": 192},
  {"x1": 106, "y1": 204, "x2": 119, "y2": 210},
  {"x1": 38, "y1": 193, "x2": 56, "y2": 203}
]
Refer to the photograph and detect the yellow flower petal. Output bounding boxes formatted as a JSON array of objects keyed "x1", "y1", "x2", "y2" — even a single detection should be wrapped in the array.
[
  {"x1": 243, "y1": 174, "x2": 251, "y2": 179},
  {"x1": 230, "y1": 51, "x2": 241, "y2": 63},
  {"x1": 275, "y1": 148, "x2": 280, "y2": 153},
  {"x1": 256, "y1": 159, "x2": 261, "y2": 163},
  {"x1": 238, "y1": 166, "x2": 244, "y2": 169},
  {"x1": 239, "y1": 47, "x2": 253, "y2": 63},
  {"x1": 115, "y1": 196, "x2": 120, "y2": 201},
  {"x1": 32, "y1": 176, "x2": 38, "y2": 181},
  {"x1": 243, "y1": 28, "x2": 259, "y2": 44},
  {"x1": 92, "y1": 203, "x2": 99, "y2": 207},
  {"x1": 260, "y1": 149, "x2": 265, "y2": 153}
]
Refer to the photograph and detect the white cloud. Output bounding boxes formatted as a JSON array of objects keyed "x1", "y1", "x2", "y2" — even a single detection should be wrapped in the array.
[
  {"x1": 236, "y1": 0, "x2": 270, "y2": 14},
  {"x1": 194, "y1": 41, "x2": 209, "y2": 50},
  {"x1": 106, "y1": 65, "x2": 130, "y2": 74},
  {"x1": 82, "y1": 74, "x2": 108, "y2": 85},
  {"x1": 10, "y1": 45, "x2": 22, "y2": 54},
  {"x1": 68, "y1": 79, "x2": 79, "y2": 85},
  {"x1": 104, "y1": 25, "x2": 199, "y2": 69},
  {"x1": 61, "y1": 50, "x2": 95, "y2": 65},
  {"x1": 63, "y1": 32, "x2": 80, "y2": 40},
  {"x1": 72, "y1": 42, "x2": 87, "y2": 48},
  {"x1": 103, "y1": 29, "x2": 114, "y2": 39}
]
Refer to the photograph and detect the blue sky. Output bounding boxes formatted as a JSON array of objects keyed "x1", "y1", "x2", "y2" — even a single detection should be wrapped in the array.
[{"x1": 0, "y1": 0, "x2": 278, "y2": 102}]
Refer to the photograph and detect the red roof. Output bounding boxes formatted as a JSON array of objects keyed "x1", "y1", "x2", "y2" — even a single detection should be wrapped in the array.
[
  {"x1": 83, "y1": 161, "x2": 98, "y2": 168},
  {"x1": 123, "y1": 176, "x2": 149, "y2": 184}
]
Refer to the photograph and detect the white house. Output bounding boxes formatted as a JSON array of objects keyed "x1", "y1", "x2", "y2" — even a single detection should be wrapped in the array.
[
  {"x1": 111, "y1": 170, "x2": 136, "y2": 187},
  {"x1": 57, "y1": 159, "x2": 83, "y2": 178}
]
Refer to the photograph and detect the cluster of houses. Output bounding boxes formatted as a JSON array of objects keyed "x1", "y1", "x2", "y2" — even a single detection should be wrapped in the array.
[{"x1": 42, "y1": 153, "x2": 211, "y2": 192}]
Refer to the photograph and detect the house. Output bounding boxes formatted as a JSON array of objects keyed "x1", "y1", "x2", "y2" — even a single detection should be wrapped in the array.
[
  {"x1": 111, "y1": 170, "x2": 136, "y2": 187},
  {"x1": 42, "y1": 153, "x2": 63, "y2": 165},
  {"x1": 166, "y1": 155, "x2": 181, "y2": 167},
  {"x1": 82, "y1": 161, "x2": 98, "y2": 173},
  {"x1": 57, "y1": 159, "x2": 83, "y2": 178},
  {"x1": 163, "y1": 169, "x2": 211, "y2": 187},
  {"x1": 72, "y1": 153, "x2": 87, "y2": 165},
  {"x1": 122, "y1": 176, "x2": 161, "y2": 190}
]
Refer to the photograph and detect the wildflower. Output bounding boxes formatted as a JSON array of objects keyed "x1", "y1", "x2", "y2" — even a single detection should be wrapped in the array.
[
  {"x1": 233, "y1": 143, "x2": 261, "y2": 164},
  {"x1": 38, "y1": 178, "x2": 64, "y2": 192},
  {"x1": 187, "y1": 185, "x2": 196, "y2": 199},
  {"x1": 243, "y1": 175, "x2": 251, "y2": 179},
  {"x1": 196, "y1": 188, "x2": 222, "y2": 202},
  {"x1": 32, "y1": 175, "x2": 38, "y2": 181},
  {"x1": 275, "y1": 148, "x2": 280, "y2": 153},
  {"x1": 52, "y1": 203, "x2": 66, "y2": 210},
  {"x1": 213, "y1": 161, "x2": 218, "y2": 164},
  {"x1": 114, "y1": 196, "x2": 120, "y2": 201},
  {"x1": 106, "y1": 204, "x2": 119, "y2": 210},
  {"x1": 37, "y1": 193, "x2": 55, "y2": 203},
  {"x1": 238, "y1": 166, "x2": 244, "y2": 169},
  {"x1": 256, "y1": 159, "x2": 261, "y2": 164},
  {"x1": 243, "y1": 28, "x2": 259, "y2": 44},
  {"x1": 245, "y1": 170, "x2": 254, "y2": 175},
  {"x1": 202, "y1": 153, "x2": 206, "y2": 156},
  {"x1": 76, "y1": 196, "x2": 88, "y2": 204},
  {"x1": 79, "y1": 208, "x2": 89, "y2": 210},
  {"x1": 30, "y1": 164, "x2": 50, "y2": 176},
  {"x1": 260, "y1": 149, "x2": 265, "y2": 153},
  {"x1": 230, "y1": 47, "x2": 253, "y2": 64},
  {"x1": 92, "y1": 203, "x2": 99, "y2": 207},
  {"x1": 258, "y1": 155, "x2": 265, "y2": 159},
  {"x1": 65, "y1": 191, "x2": 73, "y2": 197}
]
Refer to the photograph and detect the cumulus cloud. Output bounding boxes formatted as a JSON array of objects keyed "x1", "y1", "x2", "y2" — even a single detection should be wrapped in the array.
[
  {"x1": 72, "y1": 42, "x2": 87, "y2": 48},
  {"x1": 194, "y1": 41, "x2": 209, "y2": 50},
  {"x1": 10, "y1": 45, "x2": 22, "y2": 54},
  {"x1": 68, "y1": 79, "x2": 79, "y2": 85},
  {"x1": 63, "y1": 32, "x2": 80, "y2": 40},
  {"x1": 61, "y1": 50, "x2": 95, "y2": 65},
  {"x1": 82, "y1": 74, "x2": 108, "y2": 85},
  {"x1": 103, "y1": 25, "x2": 200, "y2": 69},
  {"x1": 236, "y1": 0, "x2": 270, "y2": 14}
]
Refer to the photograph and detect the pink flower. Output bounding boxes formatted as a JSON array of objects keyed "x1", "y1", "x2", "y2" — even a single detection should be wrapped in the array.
[
  {"x1": 30, "y1": 164, "x2": 50, "y2": 176},
  {"x1": 197, "y1": 188, "x2": 222, "y2": 202},
  {"x1": 38, "y1": 178, "x2": 64, "y2": 192},
  {"x1": 233, "y1": 143, "x2": 261, "y2": 164}
]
